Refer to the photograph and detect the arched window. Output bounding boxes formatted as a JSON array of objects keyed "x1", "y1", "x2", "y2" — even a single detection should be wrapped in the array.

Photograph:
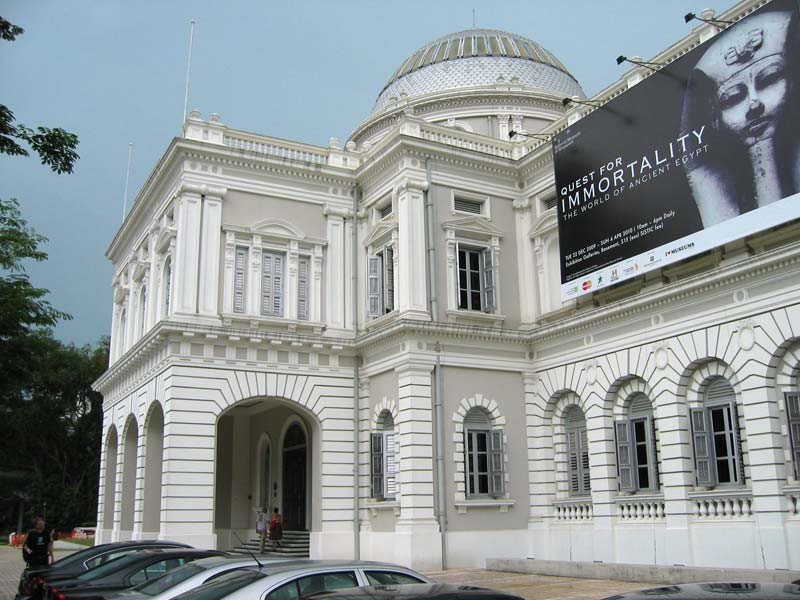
[
  {"x1": 615, "y1": 393, "x2": 659, "y2": 492},
  {"x1": 370, "y1": 411, "x2": 396, "y2": 500},
  {"x1": 464, "y1": 407, "x2": 504, "y2": 498},
  {"x1": 691, "y1": 377, "x2": 744, "y2": 487},
  {"x1": 161, "y1": 257, "x2": 172, "y2": 317},
  {"x1": 786, "y1": 390, "x2": 800, "y2": 479},
  {"x1": 119, "y1": 308, "x2": 128, "y2": 354},
  {"x1": 138, "y1": 285, "x2": 147, "y2": 338},
  {"x1": 565, "y1": 405, "x2": 590, "y2": 496}
]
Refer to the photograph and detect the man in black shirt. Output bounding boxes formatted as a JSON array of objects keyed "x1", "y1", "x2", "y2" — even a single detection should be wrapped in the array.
[{"x1": 23, "y1": 517, "x2": 54, "y2": 567}]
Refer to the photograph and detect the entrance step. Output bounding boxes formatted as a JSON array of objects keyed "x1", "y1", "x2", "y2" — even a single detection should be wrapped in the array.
[{"x1": 231, "y1": 530, "x2": 310, "y2": 558}]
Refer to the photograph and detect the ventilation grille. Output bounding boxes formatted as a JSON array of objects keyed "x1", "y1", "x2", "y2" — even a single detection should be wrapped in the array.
[
  {"x1": 544, "y1": 196, "x2": 558, "y2": 211},
  {"x1": 454, "y1": 198, "x2": 483, "y2": 214},
  {"x1": 464, "y1": 407, "x2": 491, "y2": 426},
  {"x1": 380, "y1": 204, "x2": 393, "y2": 219}
]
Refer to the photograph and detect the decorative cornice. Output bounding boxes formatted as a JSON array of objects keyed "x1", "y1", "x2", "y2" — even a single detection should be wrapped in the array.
[
  {"x1": 177, "y1": 182, "x2": 227, "y2": 198},
  {"x1": 322, "y1": 204, "x2": 354, "y2": 218}
]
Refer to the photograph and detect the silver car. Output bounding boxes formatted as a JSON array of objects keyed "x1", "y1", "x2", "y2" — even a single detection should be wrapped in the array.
[
  {"x1": 169, "y1": 561, "x2": 432, "y2": 600},
  {"x1": 107, "y1": 555, "x2": 287, "y2": 600}
]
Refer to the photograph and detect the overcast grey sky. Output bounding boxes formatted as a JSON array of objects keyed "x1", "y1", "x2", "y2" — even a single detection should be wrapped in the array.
[{"x1": 1, "y1": 0, "x2": 737, "y2": 346}]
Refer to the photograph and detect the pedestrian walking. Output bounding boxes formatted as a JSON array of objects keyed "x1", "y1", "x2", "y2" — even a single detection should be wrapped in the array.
[
  {"x1": 268, "y1": 507, "x2": 283, "y2": 550},
  {"x1": 257, "y1": 509, "x2": 269, "y2": 554},
  {"x1": 23, "y1": 517, "x2": 54, "y2": 567}
]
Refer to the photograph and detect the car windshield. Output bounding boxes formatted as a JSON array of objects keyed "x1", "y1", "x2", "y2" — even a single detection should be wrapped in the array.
[
  {"x1": 171, "y1": 570, "x2": 265, "y2": 600},
  {"x1": 76, "y1": 554, "x2": 149, "y2": 581},
  {"x1": 133, "y1": 565, "x2": 204, "y2": 596}
]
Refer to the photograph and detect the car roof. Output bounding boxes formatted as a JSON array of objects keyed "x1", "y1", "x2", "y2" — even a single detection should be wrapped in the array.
[
  {"x1": 307, "y1": 584, "x2": 523, "y2": 600},
  {"x1": 241, "y1": 560, "x2": 427, "y2": 577},
  {"x1": 603, "y1": 582, "x2": 800, "y2": 599},
  {"x1": 181, "y1": 556, "x2": 262, "y2": 569}
]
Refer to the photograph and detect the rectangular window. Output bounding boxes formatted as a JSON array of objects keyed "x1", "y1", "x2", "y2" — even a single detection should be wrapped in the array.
[
  {"x1": 367, "y1": 248, "x2": 395, "y2": 318},
  {"x1": 568, "y1": 426, "x2": 590, "y2": 496},
  {"x1": 233, "y1": 246, "x2": 248, "y2": 314},
  {"x1": 297, "y1": 256, "x2": 310, "y2": 320},
  {"x1": 261, "y1": 251, "x2": 284, "y2": 316},
  {"x1": 465, "y1": 428, "x2": 504, "y2": 498},
  {"x1": 457, "y1": 247, "x2": 496, "y2": 312},
  {"x1": 615, "y1": 417, "x2": 658, "y2": 492},
  {"x1": 370, "y1": 431, "x2": 396, "y2": 500},
  {"x1": 379, "y1": 204, "x2": 393, "y2": 219},
  {"x1": 786, "y1": 392, "x2": 800, "y2": 479},
  {"x1": 691, "y1": 402, "x2": 743, "y2": 487}
]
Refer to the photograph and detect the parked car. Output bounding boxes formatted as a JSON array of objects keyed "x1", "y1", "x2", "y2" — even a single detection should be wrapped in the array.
[
  {"x1": 17, "y1": 541, "x2": 193, "y2": 600},
  {"x1": 169, "y1": 560, "x2": 432, "y2": 600},
  {"x1": 45, "y1": 549, "x2": 225, "y2": 600},
  {"x1": 307, "y1": 584, "x2": 526, "y2": 600},
  {"x1": 600, "y1": 582, "x2": 800, "y2": 599},
  {"x1": 106, "y1": 555, "x2": 288, "y2": 600}
]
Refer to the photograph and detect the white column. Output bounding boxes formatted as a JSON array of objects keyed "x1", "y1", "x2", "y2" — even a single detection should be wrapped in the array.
[
  {"x1": 312, "y1": 244, "x2": 323, "y2": 322},
  {"x1": 324, "y1": 204, "x2": 352, "y2": 332},
  {"x1": 653, "y1": 380, "x2": 694, "y2": 566},
  {"x1": 514, "y1": 198, "x2": 536, "y2": 324},
  {"x1": 286, "y1": 240, "x2": 299, "y2": 320},
  {"x1": 146, "y1": 230, "x2": 159, "y2": 330},
  {"x1": 173, "y1": 187, "x2": 202, "y2": 315},
  {"x1": 197, "y1": 188, "x2": 225, "y2": 318},
  {"x1": 222, "y1": 232, "x2": 236, "y2": 314},
  {"x1": 393, "y1": 361, "x2": 441, "y2": 570},
  {"x1": 741, "y1": 383, "x2": 790, "y2": 568},
  {"x1": 248, "y1": 235, "x2": 263, "y2": 317},
  {"x1": 396, "y1": 179, "x2": 429, "y2": 320}
]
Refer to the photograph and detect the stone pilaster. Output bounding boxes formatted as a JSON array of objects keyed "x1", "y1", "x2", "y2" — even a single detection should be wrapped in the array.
[{"x1": 396, "y1": 179, "x2": 429, "y2": 320}]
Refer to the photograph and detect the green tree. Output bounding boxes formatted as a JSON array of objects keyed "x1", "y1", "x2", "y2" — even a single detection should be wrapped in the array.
[{"x1": 0, "y1": 17, "x2": 79, "y2": 174}]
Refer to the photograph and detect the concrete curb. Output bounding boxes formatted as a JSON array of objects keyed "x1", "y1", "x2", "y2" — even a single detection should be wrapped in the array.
[{"x1": 487, "y1": 559, "x2": 800, "y2": 584}]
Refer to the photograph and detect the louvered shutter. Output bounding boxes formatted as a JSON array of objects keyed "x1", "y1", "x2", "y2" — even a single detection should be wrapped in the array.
[
  {"x1": 370, "y1": 433, "x2": 384, "y2": 500},
  {"x1": 367, "y1": 256, "x2": 383, "y2": 317},
  {"x1": 384, "y1": 433, "x2": 396, "y2": 498},
  {"x1": 785, "y1": 392, "x2": 800, "y2": 479},
  {"x1": 261, "y1": 252, "x2": 273, "y2": 315},
  {"x1": 297, "y1": 257, "x2": 309, "y2": 320},
  {"x1": 615, "y1": 420, "x2": 635, "y2": 491},
  {"x1": 691, "y1": 408, "x2": 713, "y2": 486},
  {"x1": 272, "y1": 254, "x2": 284, "y2": 316},
  {"x1": 481, "y1": 248, "x2": 496, "y2": 312},
  {"x1": 580, "y1": 428, "x2": 591, "y2": 492},
  {"x1": 567, "y1": 429, "x2": 580, "y2": 493},
  {"x1": 730, "y1": 401, "x2": 745, "y2": 484},
  {"x1": 233, "y1": 247, "x2": 247, "y2": 313},
  {"x1": 489, "y1": 429, "x2": 505, "y2": 498},
  {"x1": 384, "y1": 247, "x2": 394, "y2": 313}
]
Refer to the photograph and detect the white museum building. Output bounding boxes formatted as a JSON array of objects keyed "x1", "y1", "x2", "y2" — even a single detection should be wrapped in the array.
[{"x1": 95, "y1": 0, "x2": 800, "y2": 573}]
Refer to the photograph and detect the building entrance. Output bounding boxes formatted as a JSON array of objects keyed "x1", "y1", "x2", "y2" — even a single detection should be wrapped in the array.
[{"x1": 282, "y1": 423, "x2": 307, "y2": 530}]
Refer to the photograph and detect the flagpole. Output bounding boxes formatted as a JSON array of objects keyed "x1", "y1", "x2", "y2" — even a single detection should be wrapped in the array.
[
  {"x1": 122, "y1": 142, "x2": 133, "y2": 221},
  {"x1": 182, "y1": 18, "x2": 196, "y2": 123}
]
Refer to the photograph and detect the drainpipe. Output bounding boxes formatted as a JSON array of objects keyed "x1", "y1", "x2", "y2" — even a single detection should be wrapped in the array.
[
  {"x1": 424, "y1": 158, "x2": 447, "y2": 569},
  {"x1": 352, "y1": 185, "x2": 361, "y2": 560}
]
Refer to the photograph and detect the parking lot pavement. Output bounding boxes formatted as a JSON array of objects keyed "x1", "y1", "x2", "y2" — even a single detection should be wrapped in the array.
[
  {"x1": 427, "y1": 567, "x2": 653, "y2": 600},
  {"x1": 0, "y1": 546, "x2": 80, "y2": 600},
  {"x1": 0, "y1": 546, "x2": 652, "y2": 600}
]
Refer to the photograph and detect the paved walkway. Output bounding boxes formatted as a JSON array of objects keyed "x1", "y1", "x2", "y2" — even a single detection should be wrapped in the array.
[{"x1": 0, "y1": 545, "x2": 652, "y2": 600}]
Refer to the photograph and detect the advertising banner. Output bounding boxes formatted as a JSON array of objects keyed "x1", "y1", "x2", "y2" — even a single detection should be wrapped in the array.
[{"x1": 553, "y1": 0, "x2": 800, "y2": 300}]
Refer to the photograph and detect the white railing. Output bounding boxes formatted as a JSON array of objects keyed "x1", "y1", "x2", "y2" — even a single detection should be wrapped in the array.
[
  {"x1": 615, "y1": 495, "x2": 666, "y2": 520},
  {"x1": 690, "y1": 490, "x2": 753, "y2": 519},
  {"x1": 418, "y1": 125, "x2": 512, "y2": 159},
  {"x1": 223, "y1": 135, "x2": 328, "y2": 165},
  {"x1": 553, "y1": 498, "x2": 593, "y2": 521}
]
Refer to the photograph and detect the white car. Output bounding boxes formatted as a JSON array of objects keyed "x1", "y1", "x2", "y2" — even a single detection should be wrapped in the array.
[
  {"x1": 107, "y1": 555, "x2": 284, "y2": 600},
  {"x1": 169, "y1": 561, "x2": 432, "y2": 600}
]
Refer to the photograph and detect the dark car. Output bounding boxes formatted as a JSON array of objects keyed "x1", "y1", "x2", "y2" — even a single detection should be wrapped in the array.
[
  {"x1": 307, "y1": 584, "x2": 526, "y2": 600},
  {"x1": 18, "y1": 541, "x2": 193, "y2": 600},
  {"x1": 600, "y1": 582, "x2": 800, "y2": 599},
  {"x1": 45, "y1": 549, "x2": 225, "y2": 600}
]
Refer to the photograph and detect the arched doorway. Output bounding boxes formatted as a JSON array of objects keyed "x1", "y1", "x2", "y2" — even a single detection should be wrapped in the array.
[
  {"x1": 102, "y1": 427, "x2": 118, "y2": 532},
  {"x1": 142, "y1": 404, "x2": 164, "y2": 535},
  {"x1": 282, "y1": 422, "x2": 307, "y2": 531},
  {"x1": 120, "y1": 418, "x2": 138, "y2": 535}
]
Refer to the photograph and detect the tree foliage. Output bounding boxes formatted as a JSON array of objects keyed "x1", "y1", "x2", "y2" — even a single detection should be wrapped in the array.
[
  {"x1": 0, "y1": 15, "x2": 98, "y2": 531},
  {"x1": 0, "y1": 18, "x2": 79, "y2": 174}
]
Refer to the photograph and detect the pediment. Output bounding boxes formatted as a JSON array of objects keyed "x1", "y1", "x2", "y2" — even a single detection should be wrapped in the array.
[
  {"x1": 530, "y1": 211, "x2": 558, "y2": 237},
  {"x1": 251, "y1": 219, "x2": 305, "y2": 240},
  {"x1": 441, "y1": 215, "x2": 504, "y2": 237},
  {"x1": 364, "y1": 219, "x2": 398, "y2": 248}
]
